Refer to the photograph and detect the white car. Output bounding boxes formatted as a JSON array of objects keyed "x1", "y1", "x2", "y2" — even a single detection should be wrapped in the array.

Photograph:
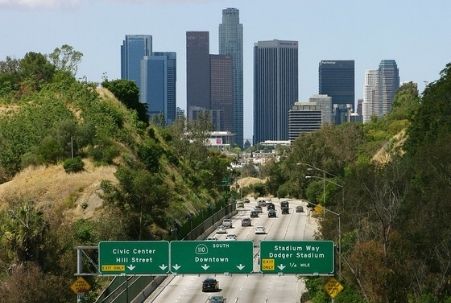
[
  {"x1": 225, "y1": 234, "x2": 237, "y2": 241},
  {"x1": 206, "y1": 236, "x2": 218, "y2": 241},
  {"x1": 222, "y1": 219, "x2": 233, "y2": 228},
  {"x1": 255, "y1": 226, "x2": 266, "y2": 234},
  {"x1": 216, "y1": 226, "x2": 228, "y2": 234}
]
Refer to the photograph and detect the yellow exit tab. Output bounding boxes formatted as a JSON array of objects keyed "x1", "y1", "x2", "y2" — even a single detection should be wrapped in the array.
[
  {"x1": 262, "y1": 258, "x2": 275, "y2": 270},
  {"x1": 101, "y1": 265, "x2": 125, "y2": 272}
]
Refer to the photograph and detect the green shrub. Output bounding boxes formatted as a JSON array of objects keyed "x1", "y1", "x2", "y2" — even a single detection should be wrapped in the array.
[{"x1": 63, "y1": 157, "x2": 84, "y2": 173}]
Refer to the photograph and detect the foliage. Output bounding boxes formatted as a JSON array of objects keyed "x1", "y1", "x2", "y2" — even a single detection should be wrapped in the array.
[
  {"x1": 63, "y1": 157, "x2": 85, "y2": 173},
  {"x1": 102, "y1": 79, "x2": 149, "y2": 123},
  {"x1": 48, "y1": 44, "x2": 83, "y2": 76},
  {"x1": 266, "y1": 63, "x2": 451, "y2": 302}
]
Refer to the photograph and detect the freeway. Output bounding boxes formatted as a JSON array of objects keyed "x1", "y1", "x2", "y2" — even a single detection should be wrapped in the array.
[{"x1": 145, "y1": 198, "x2": 317, "y2": 303}]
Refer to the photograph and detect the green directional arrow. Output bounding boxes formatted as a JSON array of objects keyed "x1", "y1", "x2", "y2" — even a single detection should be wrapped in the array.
[
  {"x1": 170, "y1": 241, "x2": 253, "y2": 274},
  {"x1": 98, "y1": 241, "x2": 169, "y2": 275},
  {"x1": 260, "y1": 240, "x2": 334, "y2": 275}
]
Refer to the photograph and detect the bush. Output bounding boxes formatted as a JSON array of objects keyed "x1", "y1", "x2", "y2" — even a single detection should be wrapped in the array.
[{"x1": 63, "y1": 157, "x2": 84, "y2": 173}]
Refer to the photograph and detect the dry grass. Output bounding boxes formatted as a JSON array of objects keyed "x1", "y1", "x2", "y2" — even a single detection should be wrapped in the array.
[
  {"x1": 372, "y1": 129, "x2": 407, "y2": 166},
  {"x1": 0, "y1": 159, "x2": 117, "y2": 221},
  {"x1": 237, "y1": 177, "x2": 266, "y2": 188}
]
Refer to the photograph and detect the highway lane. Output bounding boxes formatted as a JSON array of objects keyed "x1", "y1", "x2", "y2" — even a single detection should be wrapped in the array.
[{"x1": 146, "y1": 198, "x2": 317, "y2": 303}]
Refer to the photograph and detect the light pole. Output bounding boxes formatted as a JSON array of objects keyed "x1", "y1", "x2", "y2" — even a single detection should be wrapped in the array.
[{"x1": 305, "y1": 175, "x2": 342, "y2": 278}]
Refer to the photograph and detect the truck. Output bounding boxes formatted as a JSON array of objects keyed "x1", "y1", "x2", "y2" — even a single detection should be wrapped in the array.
[{"x1": 281, "y1": 201, "x2": 289, "y2": 214}]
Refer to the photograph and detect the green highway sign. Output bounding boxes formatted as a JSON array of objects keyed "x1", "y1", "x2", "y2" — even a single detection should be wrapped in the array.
[
  {"x1": 170, "y1": 241, "x2": 253, "y2": 274},
  {"x1": 260, "y1": 241, "x2": 334, "y2": 275},
  {"x1": 98, "y1": 241, "x2": 169, "y2": 275}
]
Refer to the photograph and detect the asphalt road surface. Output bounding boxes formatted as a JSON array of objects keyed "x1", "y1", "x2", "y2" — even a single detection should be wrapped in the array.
[{"x1": 145, "y1": 198, "x2": 317, "y2": 303}]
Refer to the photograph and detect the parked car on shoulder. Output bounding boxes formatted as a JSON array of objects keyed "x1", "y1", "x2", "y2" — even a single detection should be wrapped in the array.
[{"x1": 296, "y1": 206, "x2": 304, "y2": 213}]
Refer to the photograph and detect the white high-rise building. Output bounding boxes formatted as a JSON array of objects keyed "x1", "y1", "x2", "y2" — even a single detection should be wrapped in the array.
[{"x1": 362, "y1": 60, "x2": 399, "y2": 123}]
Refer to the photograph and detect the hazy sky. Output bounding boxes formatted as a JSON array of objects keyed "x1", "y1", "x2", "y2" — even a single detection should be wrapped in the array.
[{"x1": 1, "y1": 0, "x2": 450, "y2": 140}]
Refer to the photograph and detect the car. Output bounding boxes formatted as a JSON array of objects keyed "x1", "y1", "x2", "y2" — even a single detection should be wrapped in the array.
[
  {"x1": 282, "y1": 206, "x2": 289, "y2": 214},
  {"x1": 255, "y1": 226, "x2": 266, "y2": 234},
  {"x1": 202, "y1": 278, "x2": 219, "y2": 292},
  {"x1": 208, "y1": 295, "x2": 226, "y2": 303},
  {"x1": 225, "y1": 234, "x2": 237, "y2": 240},
  {"x1": 241, "y1": 217, "x2": 252, "y2": 227},
  {"x1": 206, "y1": 236, "x2": 218, "y2": 241},
  {"x1": 268, "y1": 209, "x2": 277, "y2": 218},
  {"x1": 236, "y1": 202, "x2": 244, "y2": 208},
  {"x1": 257, "y1": 200, "x2": 267, "y2": 207},
  {"x1": 254, "y1": 206, "x2": 263, "y2": 213},
  {"x1": 216, "y1": 226, "x2": 227, "y2": 234},
  {"x1": 250, "y1": 210, "x2": 259, "y2": 218},
  {"x1": 281, "y1": 200, "x2": 289, "y2": 208},
  {"x1": 222, "y1": 219, "x2": 233, "y2": 228},
  {"x1": 267, "y1": 203, "x2": 275, "y2": 210},
  {"x1": 296, "y1": 205, "x2": 304, "y2": 213},
  {"x1": 243, "y1": 198, "x2": 250, "y2": 203}
]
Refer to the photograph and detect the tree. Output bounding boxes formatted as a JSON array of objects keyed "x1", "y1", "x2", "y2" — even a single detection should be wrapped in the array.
[
  {"x1": 19, "y1": 52, "x2": 55, "y2": 91},
  {"x1": 102, "y1": 79, "x2": 149, "y2": 123},
  {"x1": 48, "y1": 44, "x2": 83, "y2": 76}
]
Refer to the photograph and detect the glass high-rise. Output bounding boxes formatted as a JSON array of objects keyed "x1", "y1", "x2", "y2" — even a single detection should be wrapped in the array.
[
  {"x1": 186, "y1": 31, "x2": 210, "y2": 120},
  {"x1": 140, "y1": 52, "x2": 176, "y2": 124},
  {"x1": 319, "y1": 60, "x2": 355, "y2": 124},
  {"x1": 254, "y1": 40, "x2": 298, "y2": 144},
  {"x1": 362, "y1": 60, "x2": 399, "y2": 122},
  {"x1": 219, "y1": 8, "x2": 243, "y2": 146},
  {"x1": 121, "y1": 35, "x2": 152, "y2": 98},
  {"x1": 210, "y1": 54, "x2": 233, "y2": 132}
]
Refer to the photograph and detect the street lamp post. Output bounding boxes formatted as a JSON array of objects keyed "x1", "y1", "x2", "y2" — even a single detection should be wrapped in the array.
[
  {"x1": 305, "y1": 174, "x2": 343, "y2": 279},
  {"x1": 304, "y1": 198, "x2": 341, "y2": 279}
]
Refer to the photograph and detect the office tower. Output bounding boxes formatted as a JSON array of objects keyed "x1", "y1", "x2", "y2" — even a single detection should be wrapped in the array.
[
  {"x1": 186, "y1": 31, "x2": 210, "y2": 120},
  {"x1": 379, "y1": 60, "x2": 400, "y2": 116},
  {"x1": 121, "y1": 35, "x2": 152, "y2": 99},
  {"x1": 319, "y1": 60, "x2": 355, "y2": 124},
  {"x1": 140, "y1": 52, "x2": 176, "y2": 124},
  {"x1": 210, "y1": 55, "x2": 233, "y2": 131},
  {"x1": 288, "y1": 94, "x2": 332, "y2": 141},
  {"x1": 363, "y1": 69, "x2": 379, "y2": 122},
  {"x1": 357, "y1": 99, "x2": 363, "y2": 117},
  {"x1": 219, "y1": 8, "x2": 243, "y2": 146},
  {"x1": 254, "y1": 40, "x2": 298, "y2": 144},
  {"x1": 362, "y1": 60, "x2": 399, "y2": 122},
  {"x1": 176, "y1": 107, "x2": 185, "y2": 120}
]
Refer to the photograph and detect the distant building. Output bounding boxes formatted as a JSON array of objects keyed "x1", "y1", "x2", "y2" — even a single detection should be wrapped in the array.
[
  {"x1": 288, "y1": 95, "x2": 332, "y2": 141},
  {"x1": 121, "y1": 35, "x2": 152, "y2": 101},
  {"x1": 357, "y1": 98, "x2": 363, "y2": 117},
  {"x1": 319, "y1": 60, "x2": 355, "y2": 124},
  {"x1": 186, "y1": 31, "x2": 211, "y2": 120},
  {"x1": 254, "y1": 40, "x2": 298, "y2": 144},
  {"x1": 140, "y1": 52, "x2": 176, "y2": 124},
  {"x1": 219, "y1": 7, "x2": 243, "y2": 146},
  {"x1": 363, "y1": 60, "x2": 400, "y2": 122},
  {"x1": 176, "y1": 107, "x2": 185, "y2": 120},
  {"x1": 210, "y1": 54, "x2": 233, "y2": 132}
]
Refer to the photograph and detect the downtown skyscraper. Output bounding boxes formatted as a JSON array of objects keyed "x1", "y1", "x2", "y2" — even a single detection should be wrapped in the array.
[
  {"x1": 140, "y1": 52, "x2": 176, "y2": 124},
  {"x1": 219, "y1": 8, "x2": 243, "y2": 146},
  {"x1": 363, "y1": 60, "x2": 400, "y2": 122},
  {"x1": 121, "y1": 35, "x2": 152, "y2": 94},
  {"x1": 254, "y1": 40, "x2": 298, "y2": 144},
  {"x1": 319, "y1": 60, "x2": 355, "y2": 124}
]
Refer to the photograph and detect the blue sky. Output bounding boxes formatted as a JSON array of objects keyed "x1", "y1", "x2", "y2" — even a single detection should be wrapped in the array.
[{"x1": 1, "y1": 0, "x2": 450, "y2": 141}]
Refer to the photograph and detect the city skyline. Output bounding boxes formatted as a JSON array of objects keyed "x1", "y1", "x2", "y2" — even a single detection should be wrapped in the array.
[{"x1": 1, "y1": 0, "x2": 450, "y2": 141}]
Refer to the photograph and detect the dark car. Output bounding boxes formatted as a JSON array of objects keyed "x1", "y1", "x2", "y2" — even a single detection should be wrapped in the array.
[
  {"x1": 281, "y1": 206, "x2": 289, "y2": 214},
  {"x1": 268, "y1": 209, "x2": 277, "y2": 218},
  {"x1": 208, "y1": 296, "x2": 226, "y2": 303},
  {"x1": 250, "y1": 210, "x2": 259, "y2": 218},
  {"x1": 202, "y1": 278, "x2": 219, "y2": 292},
  {"x1": 281, "y1": 201, "x2": 289, "y2": 208},
  {"x1": 241, "y1": 217, "x2": 252, "y2": 227},
  {"x1": 296, "y1": 206, "x2": 304, "y2": 213},
  {"x1": 267, "y1": 203, "x2": 275, "y2": 210}
]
